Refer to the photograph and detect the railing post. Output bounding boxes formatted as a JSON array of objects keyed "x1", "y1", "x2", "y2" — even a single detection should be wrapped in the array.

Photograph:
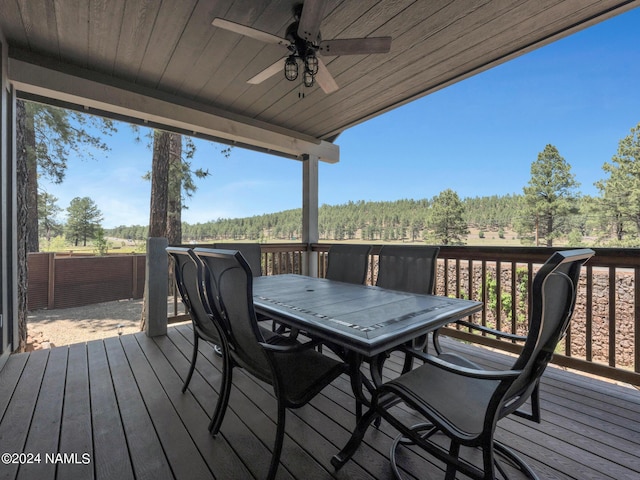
[
  {"x1": 144, "y1": 237, "x2": 168, "y2": 337},
  {"x1": 302, "y1": 154, "x2": 318, "y2": 277}
]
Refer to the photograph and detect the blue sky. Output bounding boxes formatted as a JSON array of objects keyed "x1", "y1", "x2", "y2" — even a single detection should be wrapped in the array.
[{"x1": 41, "y1": 7, "x2": 640, "y2": 229}]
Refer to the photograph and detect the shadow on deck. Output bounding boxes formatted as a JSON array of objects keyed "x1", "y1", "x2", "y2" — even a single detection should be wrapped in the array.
[{"x1": 1, "y1": 324, "x2": 638, "y2": 480}]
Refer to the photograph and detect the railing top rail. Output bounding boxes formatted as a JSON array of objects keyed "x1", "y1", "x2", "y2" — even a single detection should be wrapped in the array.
[
  {"x1": 260, "y1": 243, "x2": 308, "y2": 253},
  {"x1": 310, "y1": 244, "x2": 640, "y2": 268},
  {"x1": 165, "y1": 242, "x2": 640, "y2": 270},
  {"x1": 435, "y1": 246, "x2": 640, "y2": 268}
]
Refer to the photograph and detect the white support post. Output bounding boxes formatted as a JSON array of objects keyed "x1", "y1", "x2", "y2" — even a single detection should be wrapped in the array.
[
  {"x1": 302, "y1": 154, "x2": 319, "y2": 277},
  {"x1": 144, "y1": 237, "x2": 168, "y2": 337}
]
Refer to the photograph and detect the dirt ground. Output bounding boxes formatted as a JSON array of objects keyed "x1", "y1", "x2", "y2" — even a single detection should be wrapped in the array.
[{"x1": 27, "y1": 297, "x2": 180, "y2": 350}]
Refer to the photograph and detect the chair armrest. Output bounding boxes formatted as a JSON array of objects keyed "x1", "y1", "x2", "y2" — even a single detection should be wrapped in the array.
[
  {"x1": 453, "y1": 320, "x2": 527, "y2": 342},
  {"x1": 406, "y1": 349, "x2": 522, "y2": 380}
]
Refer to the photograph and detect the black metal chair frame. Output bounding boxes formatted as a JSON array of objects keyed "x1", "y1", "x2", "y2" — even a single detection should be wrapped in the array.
[
  {"x1": 195, "y1": 247, "x2": 348, "y2": 480},
  {"x1": 332, "y1": 248, "x2": 594, "y2": 480}
]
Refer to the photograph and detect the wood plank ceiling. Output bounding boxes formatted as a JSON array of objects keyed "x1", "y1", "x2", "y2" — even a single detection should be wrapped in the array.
[{"x1": 1, "y1": 0, "x2": 638, "y2": 148}]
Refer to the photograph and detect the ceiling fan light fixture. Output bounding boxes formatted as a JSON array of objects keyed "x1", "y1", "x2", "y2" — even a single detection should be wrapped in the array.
[
  {"x1": 284, "y1": 55, "x2": 298, "y2": 81},
  {"x1": 304, "y1": 53, "x2": 319, "y2": 75},
  {"x1": 304, "y1": 68, "x2": 315, "y2": 87}
]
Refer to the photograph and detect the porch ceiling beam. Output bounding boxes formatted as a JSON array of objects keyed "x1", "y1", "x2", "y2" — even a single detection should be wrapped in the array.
[{"x1": 7, "y1": 51, "x2": 339, "y2": 164}]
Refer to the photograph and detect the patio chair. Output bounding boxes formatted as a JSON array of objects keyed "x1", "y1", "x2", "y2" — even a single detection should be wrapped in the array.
[
  {"x1": 376, "y1": 245, "x2": 440, "y2": 372},
  {"x1": 166, "y1": 247, "x2": 226, "y2": 392},
  {"x1": 332, "y1": 248, "x2": 594, "y2": 480},
  {"x1": 195, "y1": 248, "x2": 348, "y2": 480},
  {"x1": 376, "y1": 245, "x2": 439, "y2": 294},
  {"x1": 325, "y1": 244, "x2": 372, "y2": 284},
  {"x1": 168, "y1": 246, "x2": 289, "y2": 430}
]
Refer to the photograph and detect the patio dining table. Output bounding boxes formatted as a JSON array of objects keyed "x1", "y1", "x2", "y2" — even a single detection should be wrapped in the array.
[{"x1": 253, "y1": 274, "x2": 483, "y2": 410}]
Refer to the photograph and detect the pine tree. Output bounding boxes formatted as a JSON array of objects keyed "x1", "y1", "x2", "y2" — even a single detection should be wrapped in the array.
[
  {"x1": 65, "y1": 197, "x2": 104, "y2": 246},
  {"x1": 518, "y1": 144, "x2": 580, "y2": 246},
  {"x1": 594, "y1": 122, "x2": 640, "y2": 245},
  {"x1": 428, "y1": 189, "x2": 468, "y2": 245},
  {"x1": 17, "y1": 100, "x2": 114, "y2": 252},
  {"x1": 38, "y1": 192, "x2": 63, "y2": 242}
]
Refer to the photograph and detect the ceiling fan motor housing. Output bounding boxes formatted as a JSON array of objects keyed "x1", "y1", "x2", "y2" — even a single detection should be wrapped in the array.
[{"x1": 284, "y1": 22, "x2": 320, "y2": 84}]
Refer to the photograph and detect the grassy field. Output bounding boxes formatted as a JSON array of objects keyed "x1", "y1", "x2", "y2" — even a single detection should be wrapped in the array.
[
  {"x1": 464, "y1": 228, "x2": 522, "y2": 246},
  {"x1": 40, "y1": 227, "x2": 588, "y2": 255},
  {"x1": 39, "y1": 237, "x2": 146, "y2": 255}
]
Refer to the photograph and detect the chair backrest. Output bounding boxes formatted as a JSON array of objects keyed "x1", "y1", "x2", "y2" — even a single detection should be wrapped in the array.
[
  {"x1": 214, "y1": 243, "x2": 262, "y2": 276},
  {"x1": 501, "y1": 248, "x2": 594, "y2": 417},
  {"x1": 195, "y1": 247, "x2": 273, "y2": 382},
  {"x1": 376, "y1": 245, "x2": 440, "y2": 294},
  {"x1": 166, "y1": 246, "x2": 222, "y2": 343},
  {"x1": 325, "y1": 244, "x2": 372, "y2": 284}
]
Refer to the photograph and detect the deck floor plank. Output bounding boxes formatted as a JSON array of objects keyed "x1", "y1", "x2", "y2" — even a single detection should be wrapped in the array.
[
  {"x1": 0, "y1": 350, "x2": 49, "y2": 480},
  {"x1": 87, "y1": 340, "x2": 135, "y2": 480},
  {"x1": 57, "y1": 343, "x2": 94, "y2": 480},
  {"x1": 103, "y1": 336, "x2": 173, "y2": 480},
  {"x1": 16, "y1": 347, "x2": 67, "y2": 480},
  {"x1": 0, "y1": 354, "x2": 29, "y2": 423},
  {"x1": 1, "y1": 326, "x2": 639, "y2": 480},
  {"x1": 118, "y1": 334, "x2": 214, "y2": 480},
  {"x1": 140, "y1": 332, "x2": 256, "y2": 480}
]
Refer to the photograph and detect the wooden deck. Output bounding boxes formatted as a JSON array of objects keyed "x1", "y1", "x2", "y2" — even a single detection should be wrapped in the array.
[{"x1": 0, "y1": 324, "x2": 638, "y2": 480}]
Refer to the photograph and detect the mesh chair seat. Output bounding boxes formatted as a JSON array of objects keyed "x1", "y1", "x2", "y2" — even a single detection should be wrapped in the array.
[
  {"x1": 269, "y1": 346, "x2": 349, "y2": 405},
  {"x1": 383, "y1": 358, "x2": 499, "y2": 437}
]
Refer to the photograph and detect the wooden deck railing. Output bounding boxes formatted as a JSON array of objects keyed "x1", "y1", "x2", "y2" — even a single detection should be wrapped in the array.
[
  {"x1": 423, "y1": 246, "x2": 640, "y2": 386},
  {"x1": 169, "y1": 243, "x2": 640, "y2": 386}
]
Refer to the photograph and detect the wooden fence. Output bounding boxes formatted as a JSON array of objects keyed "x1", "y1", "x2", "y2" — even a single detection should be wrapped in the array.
[{"x1": 27, "y1": 252, "x2": 145, "y2": 310}]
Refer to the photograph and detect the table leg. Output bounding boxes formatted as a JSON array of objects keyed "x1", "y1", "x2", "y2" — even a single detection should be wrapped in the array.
[
  {"x1": 369, "y1": 353, "x2": 387, "y2": 388},
  {"x1": 347, "y1": 352, "x2": 371, "y2": 421}
]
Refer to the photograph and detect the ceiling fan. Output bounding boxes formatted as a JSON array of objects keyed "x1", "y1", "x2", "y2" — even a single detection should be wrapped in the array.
[{"x1": 211, "y1": 1, "x2": 392, "y2": 94}]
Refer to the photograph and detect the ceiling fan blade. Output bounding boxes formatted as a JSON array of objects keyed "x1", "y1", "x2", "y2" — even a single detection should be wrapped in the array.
[
  {"x1": 315, "y1": 58, "x2": 339, "y2": 94},
  {"x1": 297, "y1": 0, "x2": 326, "y2": 42},
  {"x1": 212, "y1": 18, "x2": 288, "y2": 46},
  {"x1": 247, "y1": 57, "x2": 286, "y2": 84},
  {"x1": 319, "y1": 37, "x2": 392, "y2": 56}
]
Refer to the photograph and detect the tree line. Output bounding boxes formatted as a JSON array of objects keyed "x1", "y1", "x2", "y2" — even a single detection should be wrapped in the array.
[
  {"x1": 30, "y1": 111, "x2": 640, "y2": 249},
  {"x1": 106, "y1": 123, "x2": 640, "y2": 248}
]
